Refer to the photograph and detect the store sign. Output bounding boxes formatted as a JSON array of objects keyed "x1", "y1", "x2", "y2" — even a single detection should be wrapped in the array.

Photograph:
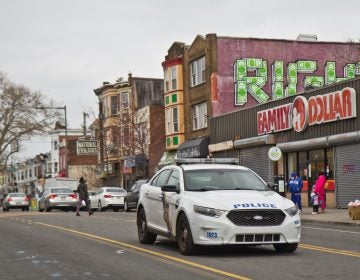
[
  {"x1": 257, "y1": 87, "x2": 356, "y2": 135},
  {"x1": 268, "y1": 147, "x2": 282, "y2": 161},
  {"x1": 77, "y1": 140, "x2": 98, "y2": 155}
]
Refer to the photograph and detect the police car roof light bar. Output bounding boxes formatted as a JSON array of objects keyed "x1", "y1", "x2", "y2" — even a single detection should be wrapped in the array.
[{"x1": 176, "y1": 158, "x2": 239, "y2": 165}]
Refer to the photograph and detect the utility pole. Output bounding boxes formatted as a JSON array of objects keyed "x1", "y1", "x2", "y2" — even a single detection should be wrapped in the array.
[{"x1": 82, "y1": 112, "x2": 89, "y2": 136}]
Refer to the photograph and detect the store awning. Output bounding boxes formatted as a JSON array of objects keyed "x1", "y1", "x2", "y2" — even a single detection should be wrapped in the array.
[{"x1": 177, "y1": 137, "x2": 209, "y2": 158}]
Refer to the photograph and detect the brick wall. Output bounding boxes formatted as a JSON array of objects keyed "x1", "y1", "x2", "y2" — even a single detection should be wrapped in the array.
[{"x1": 149, "y1": 105, "x2": 165, "y2": 177}]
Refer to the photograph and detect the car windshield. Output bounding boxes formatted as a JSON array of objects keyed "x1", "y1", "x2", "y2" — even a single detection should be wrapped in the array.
[
  {"x1": 106, "y1": 188, "x2": 126, "y2": 193},
  {"x1": 51, "y1": 188, "x2": 73, "y2": 194},
  {"x1": 184, "y1": 169, "x2": 267, "y2": 191},
  {"x1": 10, "y1": 193, "x2": 26, "y2": 197}
]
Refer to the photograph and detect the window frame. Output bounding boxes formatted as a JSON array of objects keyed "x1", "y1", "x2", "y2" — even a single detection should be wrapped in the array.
[
  {"x1": 192, "y1": 102, "x2": 207, "y2": 130},
  {"x1": 190, "y1": 56, "x2": 206, "y2": 87}
]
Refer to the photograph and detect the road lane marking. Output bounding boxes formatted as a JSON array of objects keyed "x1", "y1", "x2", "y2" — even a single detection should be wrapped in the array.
[
  {"x1": 34, "y1": 221, "x2": 251, "y2": 280},
  {"x1": 302, "y1": 226, "x2": 360, "y2": 235},
  {"x1": 299, "y1": 244, "x2": 360, "y2": 257}
]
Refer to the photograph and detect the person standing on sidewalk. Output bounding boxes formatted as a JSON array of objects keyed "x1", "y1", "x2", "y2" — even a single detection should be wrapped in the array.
[
  {"x1": 314, "y1": 171, "x2": 326, "y2": 213},
  {"x1": 76, "y1": 177, "x2": 93, "y2": 216},
  {"x1": 288, "y1": 172, "x2": 303, "y2": 213}
]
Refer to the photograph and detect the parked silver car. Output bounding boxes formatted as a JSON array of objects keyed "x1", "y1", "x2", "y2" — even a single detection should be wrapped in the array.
[
  {"x1": 2, "y1": 193, "x2": 29, "y2": 211},
  {"x1": 38, "y1": 187, "x2": 78, "y2": 212},
  {"x1": 89, "y1": 187, "x2": 127, "y2": 212}
]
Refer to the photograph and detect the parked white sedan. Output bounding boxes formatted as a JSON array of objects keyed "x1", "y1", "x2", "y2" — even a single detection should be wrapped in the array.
[{"x1": 90, "y1": 187, "x2": 127, "y2": 212}]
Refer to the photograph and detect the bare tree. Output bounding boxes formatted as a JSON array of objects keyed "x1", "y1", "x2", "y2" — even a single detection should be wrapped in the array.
[{"x1": 0, "y1": 72, "x2": 60, "y2": 171}]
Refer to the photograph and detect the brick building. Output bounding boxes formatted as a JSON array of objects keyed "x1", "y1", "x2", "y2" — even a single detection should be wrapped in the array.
[{"x1": 94, "y1": 73, "x2": 164, "y2": 188}]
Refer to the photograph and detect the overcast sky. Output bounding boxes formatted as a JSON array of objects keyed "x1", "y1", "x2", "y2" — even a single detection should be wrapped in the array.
[{"x1": 1, "y1": 0, "x2": 359, "y2": 160}]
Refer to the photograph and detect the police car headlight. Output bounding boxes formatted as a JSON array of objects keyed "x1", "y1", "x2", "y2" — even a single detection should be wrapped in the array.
[
  {"x1": 193, "y1": 205, "x2": 225, "y2": 218},
  {"x1": 285, "y1": 206, "x2": 298, "y2": 217}
]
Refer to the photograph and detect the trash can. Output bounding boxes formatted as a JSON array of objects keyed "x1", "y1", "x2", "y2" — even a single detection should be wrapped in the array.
[{"x1": 274, "y1": 175, "x2": 286, "y2": 197}]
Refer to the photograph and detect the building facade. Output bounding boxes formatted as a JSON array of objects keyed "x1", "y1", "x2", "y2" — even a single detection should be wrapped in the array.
[
  {"x1": 94, "y1": 74, "x2": 164, "y2": 188},
  {"x1": 171, "y1": 33, "x2": 360, "y2": 160}
]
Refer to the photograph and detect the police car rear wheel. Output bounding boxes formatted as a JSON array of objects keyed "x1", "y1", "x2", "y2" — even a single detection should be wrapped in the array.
[
  {"x1": 177, "y1": 214, "x2": 196, "y2": 255},
  {"x1": 137, "y1": 208, "x2": 157, "y2": 244},
  {"x1": 273, "y1": 243, "x2": 298, "y2": 253}
]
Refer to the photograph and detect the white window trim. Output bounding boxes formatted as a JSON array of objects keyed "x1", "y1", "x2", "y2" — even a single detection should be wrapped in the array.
[
  {"x1": 192, "y1": 102, "x2": 207, "y2": 130},
  {"x1": 190, "y1": 56, "x2": 205, "y2": 87}
]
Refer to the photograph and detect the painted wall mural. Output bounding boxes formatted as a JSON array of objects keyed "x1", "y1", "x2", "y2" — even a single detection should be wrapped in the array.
[{"x1": 234, "y1": 59, "x2": 360, "y2": 106}]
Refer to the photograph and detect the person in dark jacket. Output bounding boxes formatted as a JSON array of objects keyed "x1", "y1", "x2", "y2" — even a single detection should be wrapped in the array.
[{"x1": 76, "y1": 177, "x2": 93, "y2": 216}]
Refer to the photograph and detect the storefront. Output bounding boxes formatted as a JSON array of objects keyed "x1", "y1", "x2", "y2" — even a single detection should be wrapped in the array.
[{"x1": 210, "y1": 78, "x2": 360, "y2": 208}]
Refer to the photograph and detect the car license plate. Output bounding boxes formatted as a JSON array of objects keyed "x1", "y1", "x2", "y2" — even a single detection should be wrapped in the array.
[{"x1": 61, "y1": 196, "x2": 66, "y2": 200}]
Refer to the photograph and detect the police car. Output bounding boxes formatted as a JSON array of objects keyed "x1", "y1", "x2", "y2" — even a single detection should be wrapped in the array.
[{"x1": 136, "y1": 158, "x2": 301, "y2": 255}]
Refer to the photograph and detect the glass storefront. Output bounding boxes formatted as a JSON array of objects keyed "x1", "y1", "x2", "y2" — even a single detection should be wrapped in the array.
[{"x1": 285, "y1": 147, "x2": 335, "y2": 194}]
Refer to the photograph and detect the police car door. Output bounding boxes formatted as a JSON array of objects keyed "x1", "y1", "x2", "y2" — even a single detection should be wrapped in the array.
[
  {"x1": 147, "y1": 168, "x2": 172, "y2": 232},
  {"x1": 162, "y1": 169, "x2": 181, "y2": 236}
]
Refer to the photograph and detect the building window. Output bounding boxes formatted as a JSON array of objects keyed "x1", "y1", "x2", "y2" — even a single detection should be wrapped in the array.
[
  {"x1": 111, "y1": 95, "x2": 118, "y2": 115},
  {"x1": 190, "y1": 56, "x2": 205, "y2": 87},
  {"x1": 173, "y1": 136, "x2": 179, "y2": 145},
  {"x1": 192, "y1": 102, "x2": 207, "y2": 130},
  {"x1": 54, "y1": 141, "x2": 58, "y2": 150},
  {"x1": 54, "y1": 162, "x2": 58, "y2": 173},
  {"x1": 164, "y1": 68, "x2": 169, "y2": 92},
  {"x1": 121, "y1": 92, "x2": 129, "y2": 109},
  {"x1": 165, "y1": 108, "x2": 171, "y2": 134},
  {"x1": 171, "y1": 67, "x2": 177, "y2": 90},
  {"x1": 165, "y1": 96, "x2": 169, "y2": 105},
  {"x1": 172, "y1": 107, "x2": 178, "y2": 133},
  {"x1": 171, "y1": 94, "x2": 177, "y2": 103}
]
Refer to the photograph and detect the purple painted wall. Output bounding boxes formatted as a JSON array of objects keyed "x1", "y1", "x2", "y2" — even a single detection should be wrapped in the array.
[{"x1": 213, "y1": 37, "x2": 360, "y2": 116}]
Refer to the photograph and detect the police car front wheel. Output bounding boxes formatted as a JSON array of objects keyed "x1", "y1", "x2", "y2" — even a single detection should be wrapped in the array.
[
  {"x1": 137, "y1": 207, "x2": 157, "y2": 244},
  {"x1": 177, "y1": 214, "x2": 197, "y2": 255}
]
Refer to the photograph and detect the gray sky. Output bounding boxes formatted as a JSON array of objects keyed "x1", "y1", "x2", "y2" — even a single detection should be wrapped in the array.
[{"x1": 1, "y1": 0, "x2": 359, "y2": 160}]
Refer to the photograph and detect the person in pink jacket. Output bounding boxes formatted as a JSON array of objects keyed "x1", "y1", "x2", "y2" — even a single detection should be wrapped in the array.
[{"x1": 314, "y1": 171, "x2": 326, "y2": 213}]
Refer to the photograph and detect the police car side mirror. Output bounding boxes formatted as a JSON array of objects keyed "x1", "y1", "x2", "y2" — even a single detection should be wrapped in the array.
[
  {"x1": 161, "y1": 184, "x2": 180, "y2": 194},
  {"x1": 267, "y1": 182, "x2": 278, "y2": 192}
]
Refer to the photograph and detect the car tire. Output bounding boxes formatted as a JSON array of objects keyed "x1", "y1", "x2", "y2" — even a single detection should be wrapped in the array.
[
  {"x1": 177, "y1": 214, "x2": 197, "y2": 255},
  {"x1": 124, "y1": 200, "x2": 130, "y2": 212},
  {"x1": 113, "y1": 208, "x2": 119, "y2": 212},
  {"x1": 273, "y1": 243, "x2": 298, "y2": 253},
  {"x1": 137, "y1": 207, "x2": 157, "y2": 244},
  {"x1": 45, "y1": 203, "x2": 52, "y2": 212},
  {"x1": 22, "y1": 208, "x2": 25, "y2": 211},
  {"x1": 38, "y1": 206, "x2": 44, "y2": 212},
  {"x1": 98, "y1": 201, "x2": 104, "y2": 212},
  {"x1": 26, "y1": 207, "x2": 30, "y2": 211}
]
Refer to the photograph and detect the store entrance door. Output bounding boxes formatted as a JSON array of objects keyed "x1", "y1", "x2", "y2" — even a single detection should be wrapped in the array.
[{"x1": 308, "y1": 149, "x2": 325, "y2": 200}]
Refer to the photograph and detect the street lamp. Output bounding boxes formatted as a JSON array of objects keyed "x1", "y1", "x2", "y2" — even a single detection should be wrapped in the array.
[{"x1": 36, "y1": 106, "x2": 68, "y2": 177}]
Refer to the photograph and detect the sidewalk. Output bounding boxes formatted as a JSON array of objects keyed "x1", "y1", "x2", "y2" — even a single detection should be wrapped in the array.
[{"x1": 300, "y1": 207, "x2": 360, "y2": 227}]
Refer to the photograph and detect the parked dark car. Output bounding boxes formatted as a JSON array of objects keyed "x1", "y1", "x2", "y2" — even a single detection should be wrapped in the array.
[{"x1": 124, "y1": 179, "x2": 147, "y2": 212}]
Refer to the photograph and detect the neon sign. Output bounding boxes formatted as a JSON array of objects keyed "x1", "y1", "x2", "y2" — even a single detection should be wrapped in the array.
[{"x1": 234, "y1": 59, "x2": 360, "y2": 106}]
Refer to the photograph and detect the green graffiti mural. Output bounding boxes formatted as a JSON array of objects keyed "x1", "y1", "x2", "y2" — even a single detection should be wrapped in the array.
[{"x1": 233, "y1": 59, "x2": 360, "y2": 106}]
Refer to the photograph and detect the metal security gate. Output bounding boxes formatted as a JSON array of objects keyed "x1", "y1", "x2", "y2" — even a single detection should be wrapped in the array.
[
  {"x1": 335, "y1": 144, "x2": 360, "y2": 208},
  {"x1": 239, "y1": 146, "x2": 274, "y2": 183},
  {"x1": 213, "y1": 149, "x2": 239, "y2": 159}
]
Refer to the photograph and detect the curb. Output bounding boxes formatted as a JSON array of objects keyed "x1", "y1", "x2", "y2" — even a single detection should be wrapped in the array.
[{"x1": 301, "y1": 218, "x2": 360, "y2": 228}]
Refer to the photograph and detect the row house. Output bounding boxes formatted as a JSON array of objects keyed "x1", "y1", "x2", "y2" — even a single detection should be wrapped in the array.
[
  {"x1": 94, "y1": 73, "x2": 164, "y2": 189},
  {"x1": 162, "y1": 33, "x2": 360, "y2": 208}
]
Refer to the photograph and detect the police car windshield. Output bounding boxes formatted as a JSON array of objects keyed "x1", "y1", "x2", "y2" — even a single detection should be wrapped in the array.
[{"x1": 184, "y1": 169, "x2": 267, "y2": 191}]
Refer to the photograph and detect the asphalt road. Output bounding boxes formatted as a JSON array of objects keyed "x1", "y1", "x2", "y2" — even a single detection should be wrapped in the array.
[{"x1": 0, "y1": 210, "x2": 359, "y2": 280}]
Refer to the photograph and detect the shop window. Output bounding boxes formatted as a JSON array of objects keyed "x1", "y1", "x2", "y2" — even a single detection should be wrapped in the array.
[
  {"x1": 287, "y1": 152, "x2": 297, "y2": 179},
  {"x1": 299, "y1": 151, "x2": 308, "y2": 181},
  {"x1": 326, "y1": 148, "x2": 334, "y2": 180}
]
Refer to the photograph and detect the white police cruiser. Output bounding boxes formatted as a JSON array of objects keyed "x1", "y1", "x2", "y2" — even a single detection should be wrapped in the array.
[{"x1": 136, "y1": 158, "x2": 301, "y2": 255}]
